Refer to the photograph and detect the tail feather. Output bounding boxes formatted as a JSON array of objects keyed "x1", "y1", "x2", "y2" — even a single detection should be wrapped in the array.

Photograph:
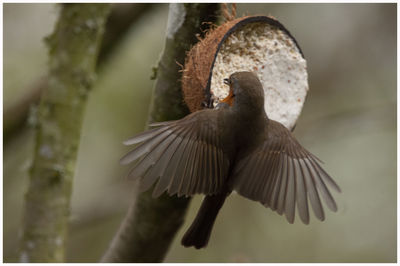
[{"x1": 181, "y1": 193, "x2": 227, "y2": 249}]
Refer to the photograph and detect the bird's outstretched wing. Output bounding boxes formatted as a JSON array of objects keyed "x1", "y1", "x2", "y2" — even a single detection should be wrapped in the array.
[
  {"x1": 231, "y1": 120, "x2": 341, "y2": 224},
  {"x1": 120, "y1": 110, "x2": 230, "y2": 198}
]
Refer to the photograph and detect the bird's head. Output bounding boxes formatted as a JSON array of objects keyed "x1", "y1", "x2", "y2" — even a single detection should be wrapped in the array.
[{"x1": 221, "y1": 71, "x2": 265, "y2": 112}]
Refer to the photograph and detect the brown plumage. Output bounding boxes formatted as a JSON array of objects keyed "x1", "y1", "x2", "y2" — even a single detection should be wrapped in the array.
[{"x1": 120, "y1": 71, "x2": 340, "y2": 249}]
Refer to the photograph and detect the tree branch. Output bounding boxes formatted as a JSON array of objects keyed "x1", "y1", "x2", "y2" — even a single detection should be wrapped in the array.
[
  {"x1": 3, "y1": 76, "x2": 46, "y2": 140},
  {"x1": 98, "y1": 3, "x2": 155, "y2": 65},
  {"x1": 4, "y1": 3, "x2": 154, "y2": 142},
  {"x1": 101, "y1": 3, "x2": 221, "y2": 262},
  {"x1": 19, "y1": 4, "x2": 110, "y2": 262}
]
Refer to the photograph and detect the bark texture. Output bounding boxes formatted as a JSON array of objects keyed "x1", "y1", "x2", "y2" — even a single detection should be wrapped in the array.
[
  {"x1": 19, "y1": 4, "x2": 110, "y2": 262},
  {"x1": 101, "y1": 3, "x2": 221, "y2": 262}
]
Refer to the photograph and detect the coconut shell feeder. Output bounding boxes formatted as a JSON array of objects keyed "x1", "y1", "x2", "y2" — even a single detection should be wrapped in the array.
[{"x1": 182, "y1": 15, "x2": 308, "y2": 130}]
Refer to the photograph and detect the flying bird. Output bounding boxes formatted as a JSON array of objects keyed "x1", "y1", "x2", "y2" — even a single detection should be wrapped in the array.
[{"x1": 120, "y1": 71, "x2": 341, "y2": 249}]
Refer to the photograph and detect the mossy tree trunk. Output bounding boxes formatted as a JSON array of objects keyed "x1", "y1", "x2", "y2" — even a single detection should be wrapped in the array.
[
  {"x1": 19, "y1": 4, "x2": 110, "y2": 262},
  {"x1": 101, "y1": 3, "x2": 220, "y2": 262}
]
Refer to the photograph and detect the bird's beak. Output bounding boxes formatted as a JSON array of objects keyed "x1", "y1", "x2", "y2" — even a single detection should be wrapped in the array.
[
  {"x1": 221, "y1": 89, "x2": 234, "y2": 106},
  {"x1": 223, "y1": 78, "x2": 229, "y2": 85}
]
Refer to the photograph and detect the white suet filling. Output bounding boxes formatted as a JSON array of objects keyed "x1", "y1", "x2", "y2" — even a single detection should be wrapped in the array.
[{"x1": 210, "y1": 22, "x2": 309, "y2": 130}]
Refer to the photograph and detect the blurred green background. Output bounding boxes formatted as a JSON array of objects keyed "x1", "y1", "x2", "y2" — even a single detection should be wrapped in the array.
[{"x1": 3, "y1": 3, "x2": 396, "y2": 263}]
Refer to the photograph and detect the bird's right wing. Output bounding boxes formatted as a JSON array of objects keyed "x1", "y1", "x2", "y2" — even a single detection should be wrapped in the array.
[
  {"x1": 231, "y1": 120, "x2": 341, "y2": 224},
  {"x1": 120, "y1": 110, "x2": 230, "y2": 198}
]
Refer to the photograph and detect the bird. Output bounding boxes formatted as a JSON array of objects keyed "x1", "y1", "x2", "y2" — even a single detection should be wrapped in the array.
[{"x1": 120, "y1": 71, "x2": 341, "y2": 249}]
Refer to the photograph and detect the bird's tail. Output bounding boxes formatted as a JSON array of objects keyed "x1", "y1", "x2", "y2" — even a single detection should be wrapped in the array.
[{"x1": 181, "y1": 193, "x2": 227, "y2": 249}]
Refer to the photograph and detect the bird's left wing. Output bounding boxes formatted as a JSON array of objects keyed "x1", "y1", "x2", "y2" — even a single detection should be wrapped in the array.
[
  {"x1": 231, "y1": 120, "x2": 341, "y2": 224},
  {"x1": 120, "y1": 110, "x2": 230, "y2": 198}
]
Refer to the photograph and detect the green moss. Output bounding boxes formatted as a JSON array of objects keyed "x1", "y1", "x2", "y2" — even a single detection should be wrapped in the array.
[{"x1": 20, "y1": 4, "x2": 110, "y2": 262}]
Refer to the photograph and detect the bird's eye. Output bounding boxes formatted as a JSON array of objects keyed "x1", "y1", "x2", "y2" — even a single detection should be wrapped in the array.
[{"x1": 223, "y1": 78, "x2": 230, "y2": 85}]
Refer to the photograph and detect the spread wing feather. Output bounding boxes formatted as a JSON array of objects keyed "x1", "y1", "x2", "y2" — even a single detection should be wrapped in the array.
[
  {"x1": 231, "y1": 120, "x2": 340, "y2": 224},
  {"x1": 120, "y1": 110, "x2": 230, "y2": 197}
]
